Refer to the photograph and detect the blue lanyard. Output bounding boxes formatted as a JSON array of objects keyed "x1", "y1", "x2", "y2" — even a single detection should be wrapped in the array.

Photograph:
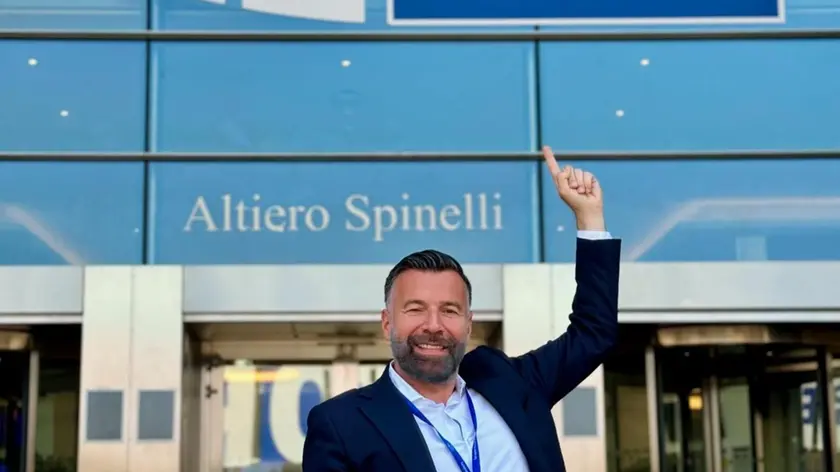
[{"x1": 403, "y1": 390, "x2": 481, "y2": 472}]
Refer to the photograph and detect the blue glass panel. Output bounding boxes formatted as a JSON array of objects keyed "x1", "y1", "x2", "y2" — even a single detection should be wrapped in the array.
[
  {"x1": 0, "y1": 163, "x2": 144, "y2": 265},
  {"x1": 0, "y1": 0, "x2": 146, "y2": 30},
  {"x1": 540, "y1": 40, "x2": 840, "y2": 152},
  {"x1": 0, "y1": 41, "x2": 147, "y2": 152},
  {"x1": 541, "y1": 159, "x2": 840, "y2": 262},
  {"x1": 148, "y1": 162, "x2": 539, "y2": 264},
  {"x1": 150, "y1": 42, "x2": 535, "y2": 153},
  {"x1": 152, "y1": 0, "x2": 531, "y2": 31}
]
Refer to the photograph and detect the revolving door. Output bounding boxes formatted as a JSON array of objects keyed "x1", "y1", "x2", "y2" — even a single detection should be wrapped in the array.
[{"x1": 654, "y1": 330, "x2": 837, "y2": 472}]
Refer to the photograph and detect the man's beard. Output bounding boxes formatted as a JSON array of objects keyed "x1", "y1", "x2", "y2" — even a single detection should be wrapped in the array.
[{"x1": 389, "y1": 328, "x2": 467, "y2": 384}]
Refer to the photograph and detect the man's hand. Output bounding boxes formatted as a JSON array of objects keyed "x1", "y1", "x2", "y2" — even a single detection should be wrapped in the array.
[{"x1": 542, "y1": 145, "x2": 605, "y2": 232}]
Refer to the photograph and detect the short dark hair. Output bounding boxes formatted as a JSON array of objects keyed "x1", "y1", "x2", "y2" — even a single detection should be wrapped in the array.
[{"x1": 384, "y1": 249, "x2": 472, "y2": 305}]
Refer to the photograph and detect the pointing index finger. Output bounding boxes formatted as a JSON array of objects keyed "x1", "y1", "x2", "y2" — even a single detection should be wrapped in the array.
[{"x1": 541, "y1": 145, "x2": 562, "y2": 175}]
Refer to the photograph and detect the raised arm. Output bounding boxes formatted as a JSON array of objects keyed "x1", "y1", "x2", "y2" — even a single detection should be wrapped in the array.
[{"x1": 510, "y1": 146, "x2": 620, "y2": 405}]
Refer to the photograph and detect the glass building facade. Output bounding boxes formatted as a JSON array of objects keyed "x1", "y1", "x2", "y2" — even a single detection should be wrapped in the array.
[
  {"x1": 4, "y1": 1, "x2": 840, "y2": 472},
  {"x1": 2, "y1": 0, "x2": 840, "y2": 266}
]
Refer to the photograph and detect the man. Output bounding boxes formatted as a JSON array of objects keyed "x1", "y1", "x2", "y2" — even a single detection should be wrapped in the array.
[{"x1": 302, "y1": 146, "x2": 620, "y2": 472}]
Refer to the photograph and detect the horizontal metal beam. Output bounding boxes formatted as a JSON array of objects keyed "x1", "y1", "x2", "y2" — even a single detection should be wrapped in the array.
[
  {"x1": 2, "y1": 28, "x2": 840, "y2": 41},
  {"x1": 0, "y1": 149, "x2": 838, "y2": 162}
]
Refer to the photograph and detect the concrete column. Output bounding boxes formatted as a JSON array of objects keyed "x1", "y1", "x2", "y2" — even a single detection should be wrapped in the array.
[
  {"x1": 552, "y1": 264, "x2": 606, "y2": 472},
  {"x1": 127, "y1": 266, "x2": 184, "y2": 472},
  {"x1": 78, "y1": 267, "x2": 133, "y2": 472},
  {"x1": 501, "y1": 264, "x2": 553, "y2": 357},
  {"x1": 502, "y1": 263, "x2": 606, "y2": 471}
]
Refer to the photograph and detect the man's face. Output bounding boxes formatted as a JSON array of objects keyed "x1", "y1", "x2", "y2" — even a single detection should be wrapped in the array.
[{"x1": 382, "y1": 269, "x2": 471, "y2": 384}]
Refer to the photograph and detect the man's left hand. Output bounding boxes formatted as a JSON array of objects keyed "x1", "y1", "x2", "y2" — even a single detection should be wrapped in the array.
[{"x1": 542, "y1": 145, "x2": 605, "y2": 232}]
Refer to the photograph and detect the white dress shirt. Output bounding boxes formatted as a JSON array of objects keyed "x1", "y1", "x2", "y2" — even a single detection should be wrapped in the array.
[{"x1": 389, "y1": 230, "x2": 612, "y2": 472}]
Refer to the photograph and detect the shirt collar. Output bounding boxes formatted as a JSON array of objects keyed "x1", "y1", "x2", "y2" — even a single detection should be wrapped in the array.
[{"x1": 388, "y1": 361, "x2": 466, "y2": 404}]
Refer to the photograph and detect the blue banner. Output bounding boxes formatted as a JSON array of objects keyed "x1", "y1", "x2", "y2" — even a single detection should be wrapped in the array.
[
  {"x1": 389, "y1": 0, "x2": 782, "y2": 25},
  {"x1": 0, "y1": 163, "x2": 144, "y2": 265},
  {"x1": 153, "y1": 0, "x2": 784, "y2": 30},
  {"x1": 148, "y1": 162, "x2": 539, "y2": 264}
]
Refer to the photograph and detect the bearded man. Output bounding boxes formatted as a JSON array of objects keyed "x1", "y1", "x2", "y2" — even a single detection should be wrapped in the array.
[{"x1": 302, "y1": 146, "x2": 621, "y2": 472}]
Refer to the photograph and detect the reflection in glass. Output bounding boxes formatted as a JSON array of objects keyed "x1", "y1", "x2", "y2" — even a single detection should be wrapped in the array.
[
  {"x1": 0, "y1": 162, "x2": 145, "y2": 265},
  {"x1": 541, "y1": 159, "x2": 840, "y2": 263},
  {"x1": 220, "y1": 363, "x2": 387, "y2": 471}
]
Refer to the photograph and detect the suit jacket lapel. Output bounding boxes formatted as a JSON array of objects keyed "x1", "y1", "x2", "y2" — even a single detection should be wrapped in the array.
[
  {"x1": 460, "y1": 368, "x2": 550, "y2": 472},
  {"x1": 359, "y1": 371, "x2": 437, "y2": 472}
]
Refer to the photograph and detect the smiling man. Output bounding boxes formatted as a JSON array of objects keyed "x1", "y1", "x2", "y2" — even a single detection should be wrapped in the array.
[{"x1": 302, "y1": 146, "x2": 621, "y2": 472}]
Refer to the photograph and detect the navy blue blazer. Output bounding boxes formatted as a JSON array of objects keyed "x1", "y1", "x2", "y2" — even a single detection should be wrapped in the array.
[{"x1": 302, "y1": 238, "x2": 621, "y2": 472}]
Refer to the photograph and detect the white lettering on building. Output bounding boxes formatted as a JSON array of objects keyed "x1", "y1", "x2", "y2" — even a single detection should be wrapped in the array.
[
  {"x1": 183, "y1": 192, "x2": 503, "y2": 241},
  {"x1": 183, "y1": 194, "x2": 329, "y2": 232},
  {"x1": 344, "y1": 192, "x2": 503, "y2": 242}
]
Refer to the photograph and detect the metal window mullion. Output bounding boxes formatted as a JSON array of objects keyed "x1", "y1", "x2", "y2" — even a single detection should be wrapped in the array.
[
  {"x1": 4, "y1": 28, "x2": 840, "y2": 41},
  {"x1": 1, "y1": 149, "x2": 840, "y2": 162}
]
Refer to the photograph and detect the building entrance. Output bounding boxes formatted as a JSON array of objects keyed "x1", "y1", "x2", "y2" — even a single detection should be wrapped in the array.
[
  {"x1": 193, "y1": 320, "x2": 502, "y2": 472},
  {"x1": 657, "y1": 344, "x2": 832, "y2": 472}
]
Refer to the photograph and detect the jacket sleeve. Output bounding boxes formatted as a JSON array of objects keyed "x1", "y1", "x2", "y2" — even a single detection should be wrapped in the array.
[
  {"x1": 302, "y1": 404, "x2": 352, "y2": 472},
  {"x1": 510, "y1": 237, "x2": 621, "y2": 406}
]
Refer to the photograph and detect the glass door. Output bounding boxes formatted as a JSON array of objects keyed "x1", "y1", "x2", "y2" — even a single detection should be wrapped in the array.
[
  {"x1": 753, "y1": 349, "x2": 826, "y2": 472},
  {"x1": 200, "y1": 360, "x2": 389, "y2": 472},
  {"x1": 658, "y1": 346, "x2": 833, "y2": 472},
  {"x1": 658, "y1": 347, "x2": 738, "y2": 472}
]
